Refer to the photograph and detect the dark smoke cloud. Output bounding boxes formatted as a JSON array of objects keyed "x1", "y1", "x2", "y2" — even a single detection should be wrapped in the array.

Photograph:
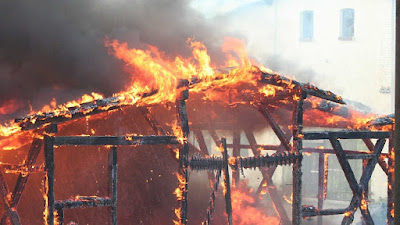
[{"x1": 0, "y1": 0, "x2": 224, "y2": 116}]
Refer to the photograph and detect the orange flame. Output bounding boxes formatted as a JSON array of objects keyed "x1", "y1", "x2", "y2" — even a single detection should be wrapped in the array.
[{"x1": 232, "y1": 181, "x2": 280, "y2": 225}]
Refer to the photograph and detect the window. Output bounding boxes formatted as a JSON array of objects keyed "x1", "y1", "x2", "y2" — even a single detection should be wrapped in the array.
[
  {"x1": 340, "y1": 8, "x2": 354, "y2": 40},
  {"x1": 300, "y1": 10, "x2": 314, "y2": 41}
]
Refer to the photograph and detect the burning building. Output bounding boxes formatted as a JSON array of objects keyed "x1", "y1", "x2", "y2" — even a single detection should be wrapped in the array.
[{"x1": 0, "y1": 36, "x2": 395, "y2": 225}]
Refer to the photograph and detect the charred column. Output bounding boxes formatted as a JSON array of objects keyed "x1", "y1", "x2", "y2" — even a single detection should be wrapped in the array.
[
  {"x1": 44, "y1": 134, "x2": 55, "y2": 225},
  {"x1": 232, "y1": 130, "x2": 241, "y2": 186},
  {"x1": 109, "y1": 147, "x2": 118, "y2": 225},
  {"x1": 317, "y1": 153, "x2": 327, "y2": 225},
  {"x1": 292, "y1": 90, "x2": 306, "y2": 225},
  {"x1": 222, "y1": 138, "x2": 233, "y2": 225},
  {"x1": 175, "y1": 84, "x2": 190, "y2": 225},
  {"x1": 388, "y1": 137, "x2": 395, "y2": 225}
]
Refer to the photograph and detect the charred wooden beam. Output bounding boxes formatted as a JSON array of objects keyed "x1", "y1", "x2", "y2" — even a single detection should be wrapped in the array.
[
  {"x1": 53, "y1": 135, "x2": 179, "y2": 146},
  {"x1": 256, "y1": 104, "x2": 292, "y2": 151},
  {"x1": 292, "y1": 90, "x2": 306, "y2": 225},
  {"x1": 188, "y1": 155, "x2": 223, "y2": 171},
  {"x1": 10, "y1": 138, "x2": 43, "y2": 208},
  {"x1": 222, "y1": 138, "x2": 232, "y2": 225},
  {"x1": 109, "y1": 147, "x2": 117, "y2": 225},
  {"x1": 330, "y1": 138, "x2": 385, "y2": 225},
  {"x1": 202, "y1": 170, "x2": 222, "y2": 225},
  {"x1": 238, "y1": 152, "x2": 301, "y2": 169},
  {"x1": 226, "y1": 143, "x2": 280, "y2": 150},
  {"x1": 0, "y1": 170, "x2": 21, "y2": 225},
  {"x1": 244, "y1": 130, "x2": 291, "y2": 225},
  {"x1": 259, "y1": 71, "x2": 345, "y2": 104},
  {"x1": 54, "y1": 197, "x2": 112, "y2": 209},
  {"x1": 302, "y1": 207, "x2": 348, "y2": 217},
  {"x1": 304, "y1": 131, "x2": 391, "y2": 140},
  {"x1": 44, "y1": 135, "x2": 55, "y2": 225},
  {"x1": 317, "y1": 153, "x2": 326, "y2": 225},
  {"x1": 388, "y1": 137, "x2": 395, "y2": 224},
  {"x1": 231, "y1": 130, "x2": 240, "y2": 186},
  {"x1": 0, "y1": 164, "x2": 44, "y2": 174},
  {"x1": 176, "y1": 89, "x2": 190, "y2": 225},
  {"x1": 363, "y1": 138, "x2": 389, "y2": 176}
]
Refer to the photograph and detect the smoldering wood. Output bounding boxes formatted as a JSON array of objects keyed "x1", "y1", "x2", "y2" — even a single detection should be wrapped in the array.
[
  {"x1": 317, "y1": 153, "x2": 325, "y2": 225},
  {"x1": 202, "y1": 170, "x2": 222, "y2": 225},
  {"x1": 0, "y1": 170, "x2": 22, "y2": 225},
  {"x1": 291, "y1": 90, "x2": 306, "y2": 225},
  {"x1": 221, "y1": 138, "x2": 232, "y2": 225},
  {"x1": 0, "y1": 164, "x2": 44, "y2": 174},
  {"x1": 11, "y1": 138, "x2": 43, "y2": 207},
  {"x1": 175, "y1": 91, "x2": 190, "y2": 225},
  {"x1": 363, "y1": 138, "x2": 389, "y2": 175},
  {"x1": 109, "y1": 147, "x2": 117, "y2": 225},
  {"x1": 256, "y1": 104, "x2": 292, "y2": 151},
  {"x1": 226, "y1": 143, "x2": 280, "y2": 150},
  {"x1": 188, "y1": 155, "x2": 224, "y2": 171},
  {"x1": 53, "y1": 135, "x2": 179, "y2": 146},
  {"x1": 55, "y1": 206, "x2": 64, "y2": 225},
  {"x1": 301, "y1": 207, "x2": 349, "y2": 217},
  {"x1": 304, "y1": 130, "x2": 391, "y2": 140},
  {"x1": 54, "y1": 197, "x2": 112, "y2": 209},
  {"x1": 387, "y1": 138, "x2": 394, "y2": 224},
  {"x1": 139, "y1": 107, "x2": 180, "y2": 162},
  {"x1": 231, "y1": 130, "x2": 240, "y2": 186},
  {"x1": 44, "y1": 135, "x2": 55, "y2": 225},
  {"x1": 245, "y1": 129, "x2": 291, "y2": 225},
  {"x1": 259, "y1": 71, "x2": 345, "y2": 104},
  {"x1": 329, "y1": 138, "x2": 385, "y2": 225}
]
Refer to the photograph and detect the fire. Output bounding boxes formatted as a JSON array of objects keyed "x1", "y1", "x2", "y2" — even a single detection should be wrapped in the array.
[
  {"x1": 173, "y1": 207, "x2": 182, "y2": 225},
  {"x1": 283, "y1": 193, "x2": 293, "y2": 204},
  {"x1": 173, "y1": 149, "x2": 180, "y2": 160},
  {"x1": 232, "y1": 181, "x2": 280, "y2": 225},
  {"x1": 259, "y1": 85, "x2": 284, "y2": 97},
  {"x1": 0, "y1": 99, "x2": 24, "y2": 115},
  {"x1": 323, "y1": 154, "x2": 329, "y2": 200}
]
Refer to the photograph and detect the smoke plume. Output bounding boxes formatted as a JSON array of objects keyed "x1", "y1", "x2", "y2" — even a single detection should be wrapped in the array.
[{"x1": 0, "y1": 0, "x2": 224, "y2": 119}]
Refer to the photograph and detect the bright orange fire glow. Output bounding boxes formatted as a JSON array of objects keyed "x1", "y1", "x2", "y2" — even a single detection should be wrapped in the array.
[{"x1": 232, "y1": 181, "x2": 280, "y2": 225}]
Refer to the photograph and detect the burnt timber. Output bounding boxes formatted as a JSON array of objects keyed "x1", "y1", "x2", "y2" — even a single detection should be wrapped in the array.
[{"x1": 0, "y1": 65, "x2": 394, "y2": 225}]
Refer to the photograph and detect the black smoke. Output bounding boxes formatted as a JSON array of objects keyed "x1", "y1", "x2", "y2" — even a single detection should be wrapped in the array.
[{"x1": 0, "y1": 0, "x2": 224, "y2": 119}]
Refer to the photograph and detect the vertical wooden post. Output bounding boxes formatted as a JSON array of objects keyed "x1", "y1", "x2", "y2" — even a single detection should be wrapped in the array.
[
  {"x1": 317, "y1": 153, "x2": 325, "y2": 225},
  {"x1": 232, "y1": 130, "x2": 241, "y2": 186},
  {"x1": 109, "y1": 147, "x2": 118, "y2": 225},
  {"x1": 394, "y1": 0, "x2": 400, "y2": 223},
  {"x1": 222, "y1": 138, "x2": 232, "y2": 225},
  {"x1": 176, "y1": 86, "x2": 190, "y2": 225},
  {"x1": 44, "y1": 134, "x2": 55, "y2": 225},
  {"x1": 388, "y1": 137, "x2": 395, "y2": 225},
  {"x1": 292, "y1": 90, "x2": 306, "y2": 225}
]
